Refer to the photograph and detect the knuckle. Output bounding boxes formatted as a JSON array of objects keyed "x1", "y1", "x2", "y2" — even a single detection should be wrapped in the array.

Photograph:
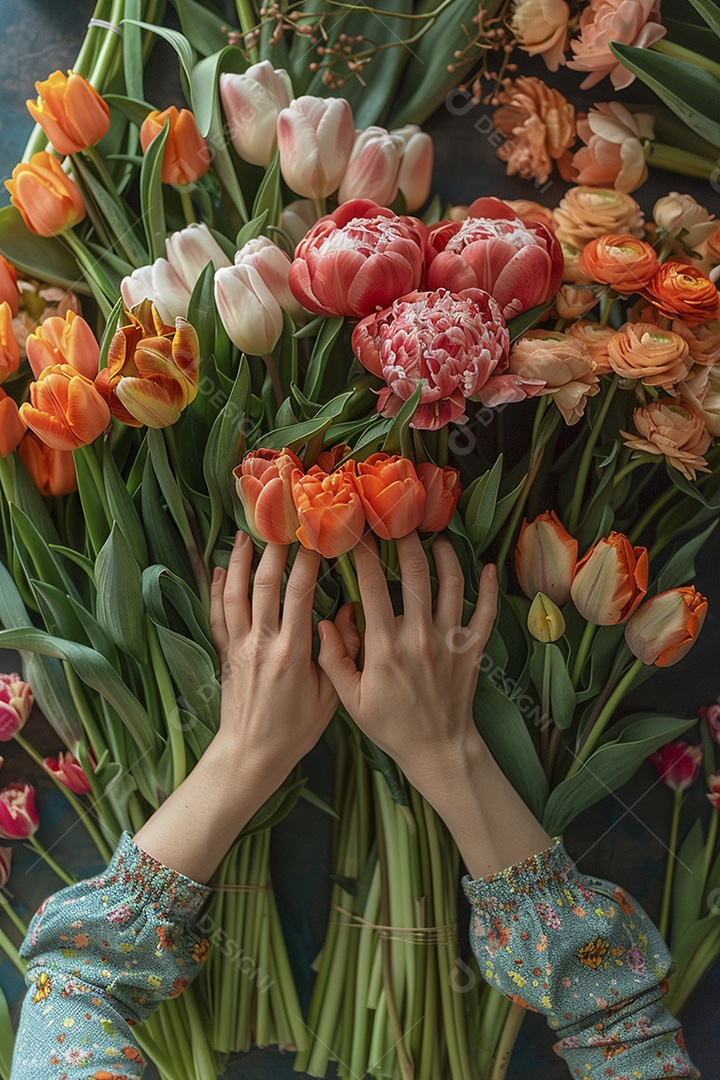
[{"x1": 404, "y1": 557, "x2": 428, "y2": 579}]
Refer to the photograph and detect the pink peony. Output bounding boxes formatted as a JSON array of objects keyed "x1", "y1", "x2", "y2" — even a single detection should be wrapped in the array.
[
  {"x1": 568, "y1": 0, "x2": 666, "y2": 91},
  {"x1": 573, "y1": 103, "x2": 655, "y2": 193}
]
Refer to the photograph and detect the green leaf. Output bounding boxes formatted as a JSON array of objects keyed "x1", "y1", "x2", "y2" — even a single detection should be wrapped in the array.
[
  {"x1": 382, "y1": 385, "x2": 422, "y2": 456},
  {"x1": 657, "y1": 520, "x2": 718, "y2": 590},
  {"x1": 102, "y1": 442, "x2": 149, "y2": 567},
  {"x1": 187, "y1": 260, "x2": 217, "y2": 376},
  {"x1": 142, "y1": 565, "x2": 214, "y2": 654},
  {"x1": 252, "y1": 149, "x2": 282, "y2": 228},
  {"x1": 95, "y1": 524, "x2": 146, "y2": 658},
  {"x1": 665, "y1": 18, "x2": 720, "y2": 60},
  {"x1": 485, "y1": 472, "x2": 527, "y2": 548},
  {"x1": 189, "y1": 47, "x2": 249, "y2": 224},
  {"x1": 260, "y1": 393, "x2": 353, "y2": 451},
  {"x1": 507, "y1": 303, "x2": 554, "y2": 341},
  {"x1": 0, "y1": 984, "x2": 15, "y2": 1080},
  {"x1": 155, "y1": 624, "x2": 220, "y2": 734},
  {"x1": 10, "y1": 504, "x2": 80, "y2": 601},
  {"x1": 141, "y1": 456, "x2": 195, "y2": 580},
  {"x1": 0, "y1": 206, "x2": 87, "y2": 293},
  {"x1": 236, "y1": 210, "x2": 269, "y2": 250},
  {"x1": 105, "y1": 93, "x2": 154, "y2": 127},
  {"x1": 71, "y1": 156, "x2": 148, "y2": 266},
  {"x1": 473, "y1": 683, "x2": 549, "y2": 820},
  {"x1": 529, "y1": 642, "x2": 576, "y2": 730},
  {"x1": 298, "y1": 786, "x2": 340, "y2": 819},
  {"x1": 98, "y1": 298, "x2": 124, "y2": 372},
  {"x1": 168, "y1": 0, "x2": 230, "y2": 55},
  {"x1": 122, "y1": 0, "x2": 144, "y2": 101},
  {"x1": 671, "y1": 818, "x2": 708, "y2": 929},
  {"x1": 303, "y1": 317, "x2": 345, "y2": 402},
  {"x1": 460, "y1": 456, "x2": 503, "y2": 555},
  {"x1": 666, "y1": 459, "x2": 720, "y2": 508},
  {"x1": 123, "y1": 19, "x2": 196, "y2": 86},
  {"x1": 687, "y1": 0, "x2": 720, "y2": 36},
  {"x1": 139, "y1": 117, "x2": 169, "y2": 261}
]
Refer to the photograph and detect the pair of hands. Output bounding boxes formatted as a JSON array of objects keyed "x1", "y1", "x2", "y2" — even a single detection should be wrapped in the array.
[{"x1": 210, "y1": 530, "x2": 498, "y2": 801}]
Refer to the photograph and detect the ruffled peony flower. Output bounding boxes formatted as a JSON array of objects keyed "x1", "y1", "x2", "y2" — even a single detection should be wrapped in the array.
[
  {"x1": 568, "y1": 0, "x2": 666, "y2": 90},
  {"x1": 508, "y1": 330, "x2": 600, "y2": 424},
  {"x1": 607, "y1": 322, "x2": 691, "y2": 389},
  {"x1": 492, "y1": 77, "x2": 576, "y2": 186},
  {"x1": 553, "y1": 186, "x2": 644, "y2": 249},
  {"x1": 511, "y1": 0, "x2": 570, "y2": 72},
  {"x1": 426, "y1": 197, "x2": 563, "y2": 319},
  {"x1": 566, "y1": 320, "x2": 616, "y2": 373},
  {"x1": 573, "y1": 104, "x2": 655, "y2": 194},
  {"x1": 654, "y1": 193, "x2": 717, "y2": 249},
  {"x1": 352, "y1": 287, "x2": 510, "y2": 430},
  {"x1": 643, "y1": 263, "x2": 720, "y2": 327},
  {"x1": 622, "y1": 396, "x2": 711, "y2": 479}
]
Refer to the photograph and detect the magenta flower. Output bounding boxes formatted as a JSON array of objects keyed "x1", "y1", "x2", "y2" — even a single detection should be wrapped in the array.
[
  {"x1": 44, "y1": 750, "x2": 94, "y2": 795},
  {"x1": 0, "y1": 783, "x2": 39, "y2": 839},
  {"x1": 0, "y1": 673, "x2": 34, "y2": 741},
  {"x1": 649, "y1": 741, "x2": 703, "y2": 792},
  {"x1": 708, "y1": 772, "x2": 720, "y2": 810},
  {"x1": 700, "y1": 703, "x2": 720, "y2": 746}
]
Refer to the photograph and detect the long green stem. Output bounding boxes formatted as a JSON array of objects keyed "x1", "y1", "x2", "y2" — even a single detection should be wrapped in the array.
[
  {"x1": 0, "y1": 893, "x2": 29, "y2": 940},
  {"x1": 612, "y1": 458, "x2": 648, "y2": 487},
  {"x1": 489, "y1": 1001, "x2": 525, "y2": 1080},
  {"x1": 567, "y1": 658, "x2": 645, "y2": 775},
  {"x1": 27, "y1": 834, "x2": 76, "y2": 887},
  {"x1": 645, "y1": 142, "x2": 718, "y2": 180},
  {"x1": 659, "y1": 789, "x2": 684, "y2": 941},
  {"x1": 567, "y1": 377, "x2": 619, "y2": 534},
  {"x1": 179, "y1": 186, "x2": 196, "y2": 226},
  {"x1": 147, "y1": 624, "x2": 186, "y2": 790},
  {"x1": 571, "y1": 622, "x2": 597, "y2": 688},
  {"x1": 701, "y1": 810, "x2": 718, "y2": 894},
  {"x1": 629, "y1": 485, "x2": 677, "y2": 544},
  {"x1": 651, "y1": 38, "x2": 720, "y2": 78},
  {"x1": 0, "y1": 923, "x2": 26, "y2": 975},
  {"x1": 540, "y1": 645, "x2": 552, "y2": 777},
  {"x1": 336, "y1": 552, "x2": 365, "y2": 633}
]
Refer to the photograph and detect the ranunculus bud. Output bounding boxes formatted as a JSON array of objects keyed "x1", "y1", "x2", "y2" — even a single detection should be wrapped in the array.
[
  {"x1": 0, "y1": 783, "x2": 39, "y2": 839},
  {"x1": 700, "y1": 703, "x2": 720, "y2": 746},
  {"x1": 515, "y1": 510, "x2": 577, "y2": 606},
  {"x1": 625, "y1": 586, "x2": 708, "y2": 667},
  {"x1": 527, "y1": 592, "x2": 566, "y2": 642},
  {"x1": 26, "y1": 69, "x2": 111, "y2": 156},
  {"x1": 353, "y1": 453, "x2": 426, "y2": 540},
  {"x1": 220, "y1": 62, "x2": 293, "y2": 167},
  {"x1": 649, "y1": 740, "x2": 703, "y2": 792},
  {"x1": 0, "y1": 845, "x2": 11, "y2": 888},
  {"x1": 233, "y1": 448, "x2": 303, "y2": 544},
  {"x1": 0, "y1": 674, "x2": 33, "y2": 740},
  {"x1": 707, "y1": 771, "x2": 720, "y2": 810},
  {"x1": 292, "y1": 463, "x2": 366, "y2": 558},
  {"x1": 26, "y1": 310, "x2": 100, "y2": 380},
  {"x1": 140, "y1": 107, "x2": 210, "y2": 186},
  {"x1": 394, "y1": 125, "x2": 434, "y2": 212},
  {"x1": 0, "y1": 302, "x2": 20, "y2": 383},
  {"x1": 277, "y1": 96, "x2": 355, "y2": 199},
  {"x1": 570, "y1": 532, "x2": 647, "y2": 625},
  {"x1": 44, "y1": 750, "x2": 93, "y2": 795},
  {"x1": 416, "y1": 462, "x2": 461, "y2": 532},
  {"x1": 5, "y1": 151, "x2": 86, "y2": 237},
  {"x1": 18, "y1": 432, "x2": 77, "y2": 497},
  {"x1": 20, "y1": 364, "x2": 110, "y2": 451},
  {"x1": 338, "y1": 127, "x2": 404, "y2": 207}
]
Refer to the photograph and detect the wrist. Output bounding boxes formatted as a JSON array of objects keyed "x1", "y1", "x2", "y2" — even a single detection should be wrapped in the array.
[
  {"x1": 402, "y1": 728, "x2": 490, "y2": 809},
  {"x1": 208, "y1": 731, "x2": 294, "y2": 800}
]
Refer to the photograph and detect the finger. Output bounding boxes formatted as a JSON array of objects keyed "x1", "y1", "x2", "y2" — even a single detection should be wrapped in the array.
[
  {"x1": 210, "y1": 567, "x2": 229, "y2": 660},
  {"x1": 281, "y1": 547, "x2": 321, "y2": 651},
  {"x1": 334, "y1": 603, "x2": 362, "y2": 662},
  {"x1": 431, "y1": 536, "x2": 465, "y2": 634},
  {"x1": 396, "y1": 532, "x2": 432, "y2": 625},
  {"x1": 354, "y1": 534, "x2": 395, "y2": 638},
  {"x1": 223, "y1": 531, "x2": 253, "y2": 638},
  {"x1": 318, "y1": 619, "x2": 362, "y2": 714},
  {"x1": 467, "y1": 563, "x2": 498, "y2": 654},
  {"x1": 251, "y1": 542, "x2": 289, "y2": 633}
]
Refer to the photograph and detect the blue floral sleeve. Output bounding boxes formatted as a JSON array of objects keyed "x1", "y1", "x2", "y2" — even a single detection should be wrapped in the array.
[
  {"x1": 463, "y1": 837, "x2": 699, "y2": 1079},
  {"x1": 11, "y1": 832, "x2": 211, "y2": 1079}
]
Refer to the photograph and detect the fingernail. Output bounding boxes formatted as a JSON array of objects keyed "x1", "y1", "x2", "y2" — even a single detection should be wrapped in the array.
[
  {"x1": 317, "y1": 623, "x2": 326, "y2": 642},
  {"x1": 235, "y1": 530, "x2": 246, "y2": 547},
  {"x1": 486, "y1": 563, "x2": 497, "y2": 580},
  {"x1": 212, "y1": 566, "x2": 223, "y2": 583}
]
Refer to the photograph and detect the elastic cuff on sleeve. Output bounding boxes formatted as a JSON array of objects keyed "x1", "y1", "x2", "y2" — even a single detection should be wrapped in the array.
[
  {"x1": 92, "y1": 832, "x2": 212, "y2": 918},
  {"x1": 462, "y1": 836, "x2": 573, "y2": 904}
]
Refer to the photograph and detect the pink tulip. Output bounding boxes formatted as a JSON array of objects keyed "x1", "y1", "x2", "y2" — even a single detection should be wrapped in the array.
[
  {"x1": 0, "y1": 674, "x2": 34, "y2": 740},
  {"x1": 708, "y1": 772, "x2": 720, "y2": 810},
  {"x1": 570, "y1": 532, "x2": 647, "y2": 625},
  {"x1": 220, "y1": 62, "x2": 292, "y2": 167},
  {"x1": 289, "y1": 199, "x2": 427, "y2": 319},
  {"x1": 625, "y1": 586, "x2": 708, "y2": 667},
  {"x1": 425, "y1": 197, "x2": 563, "y2": 319},
  {"x1": 165, "y1": 223, "x2": 232, "y2": 292},
  {"x1": 394, "y1": 125, "x2": 434, "y2": 213},
  {"x1": 44, "y1": 750, "x2": 93, "y2": 795},
  {"x1": 277, "y1": 96, "x2": 355, "y2": 199},
  {"x1": 649, "y1": 741, "x2": 702, "y2": 792},
  {"x1": 416, "y1": 462, "x2": 462, "y2": 532},
  {"x1": 215, "y1": 236, "x2": 305, "y2": 355},
  {"x1": 338, "y1": 127, "x2": 404, "y2": 207},
  {"x1": 121, "y1": 259, "x2": 192, "y2": 324},
  {"x1": 234, "y1": 236, "x2": 307, "y2": 323},
  {"x1": 0, "y1": 783, "x2": 39, "y2": 839},
  {"x1": 0, "y1": 844, "x2": 10, "y2": 887},
  {"x1": 700, "y1": 703, "x2": 720, "y2": 746}
]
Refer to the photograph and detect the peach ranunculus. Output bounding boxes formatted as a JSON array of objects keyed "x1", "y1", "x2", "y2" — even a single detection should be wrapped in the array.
[
  {"x1": 625, "y1": 586, "x2": 707, "y2": 668},
  {"x1": 416, "y1": 463, "x2": 462, "y2": 532},
  {"x1": 18, "y1": 431, "x2": 77, "y2": 497},
  {"x1": 354, "y1": 453, "x2": 426, "y2": 540},
  {"x1": 700, "y1": 225, "x2": 720, "y2": 278},
  {"x1": 511, "y1": 0, "x2": 570, "y2": 72},
  {"x1": 555, "y1": 285, "x2": 598, "y2": 319},
  {"x1": 573, "y1": 104, "x2": 655, "y2": 194},
  {"x1": 561, "y1": 244, "x2": 593, "y2": 285},
  {"x1": 553, "y1": 186, "x2": 644, "y2": 249},
  {"x1": 579, "y1": 233, "x2": 659, "y2": 295},
  {"x1": 568, "y1": 0, "x2": 666, "y2": 90},
  {"x1": 566, "y1": 320, "x2": 616, "y2": 374},
  {"x1": 0, "y1": 303, "x2": 20, "y2": 384},
  {"x1": 570, "y1": 531, "x2": 648, "y2": 625},
  {"x1": 508, "y1": 330, "x2": 600, "y2": 424},
  {"x1": 0, "y1": 389, "x2": 26, "y2": 458},
  {"x1": 638, "y1": 305, "x2": 720, "y2": 368},
  {"x1": 607, "y1": 322, "x2": 691, "y2": 390},
  {"x1": 233, "y1": 448, "x2": 303, "y2": 545},
  {"x1": 515, "y1": 510, "x2": 578, "y2": 605},
  {"x1": 492, "y1": 77, "x2": 575, "y2": 186},
  {"x1": 26, "y1": 70, "x2": 110, "y2": 156},
  {"x1": 26, "y1": 311, "x2": 100, "y2": 380},
  {"x1": 654, "y1": 193, "x2": 717, "y2": 250},
  {"x1": 643, "y1": 263, "x2": 720, "y2": 327},
  {"x1": 291, "y1": 462, "x2": 366, "y2": 559},
  {"x1": 19, "y1": 364, "x2": 110, "y2": 452},
  {"x1": 5, "y1": 151, "x2": 86, "y2": 237},
  {"x1": 502, "y1": 200, "x2": 556, "y2": 232},
  {"x1": 622, "y1": 396, "x2": 712, "y2": 480},
  {"x1": 681, "y1": 366, "x2": 720, "y2": 437},
  {"x1": 140, "y1": 107, "x2": 210, "y2": 186}
]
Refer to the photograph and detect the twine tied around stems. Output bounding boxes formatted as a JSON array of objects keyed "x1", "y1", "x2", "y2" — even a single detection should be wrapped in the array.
[
  {"x1": 88, "y1": 19, "x2": 123, "y2": 35},
  {"x1": 331, "y1": 902, "x2": 458, "y2": 945},
  {"x1": 211, "y1": 881, "x2": 271, "y2": 892}
]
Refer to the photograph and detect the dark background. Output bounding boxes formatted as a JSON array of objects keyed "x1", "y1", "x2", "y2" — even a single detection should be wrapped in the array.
[{"x1": 0, "y1": 1, "x2": 719, "y2": 1076}]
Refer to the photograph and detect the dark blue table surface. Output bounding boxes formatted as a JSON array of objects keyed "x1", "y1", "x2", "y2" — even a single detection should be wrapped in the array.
[{"x1": 1, "y1": 3, "x2": 719, "y2": 1077}]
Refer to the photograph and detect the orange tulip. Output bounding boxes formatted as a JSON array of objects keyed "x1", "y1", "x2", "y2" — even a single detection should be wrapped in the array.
[
  {"x1": 5, "y1": 151, "x2": 85, "y2": 237},
  {"x1": 292, "y1": 463, "x2": 366, "y2": 558},
  {"x1": 516, "y1": 510, "x2": 578, "y2": 606},
  {"x1": 0, "y1": 303, "x2": 20, "y2": 383},
  {"x1": 104, "y1": 303, "x2": 200, "y2": 428},
  {"x1": 140, "y1": 107, "x2": 210, "y2": 186},
  {"x1": 570, "y1": 531, "x2": 648, "y2": 625},
  {"x1": 18, "y1": 432, "x2": 77, "y2": 496},
  {"x1": 26, "y1": 70, "x2": 110, "y2": 156},
  {"x1": 643, "y1": 262, "x2": 720, "y2": 327},
  {"x1": 0, "y1": 389, "x2": 26, "y2": 457},
  {"x1": 26, "y1": 310, "x2": 99, "y2": 380},
  {"x1": 234, "y1": 448, "x2": 303, "y2": 545},
  {"x1": 0, "y1": 257, "x2": 18, "y2": 317},
  {"x1": 19, "y1": 364, "x2": 110, "y2": 451},
  {"x1": 315, "y1": 443, "x2": 351, "y2": 472},
  {"x1": 354, "y1": 453, "x2": 426, "y2": 540},
  {"x1": 625, "y1": 586, "x2": 707, "y2": 667},
  {"x1": 416, "y1": 462, "x2": 462, "y2": 533}
]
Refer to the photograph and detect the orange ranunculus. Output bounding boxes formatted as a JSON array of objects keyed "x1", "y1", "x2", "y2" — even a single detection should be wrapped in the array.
[
  {"x1": 643, "y1": 262, "x2": 720, "y2": 327},
  {"x1": 570, "y1": 531, "x2": 648, "y2": 625},
  {"x1": 233, "y1": 448, "x2": 303, "y2": 545},
  {"x1": 354, "y1": 453, "x2": 426, "y2": 540},
  {"x1": 416, "y1": 462, "x2": 462, "y2": 532},
  {"x1": 18, "y1": 431, "x2": 77, "y2": 496},
  {"x1": 579, "y1": 234, "x2": 659, "y2": 295},
  {"x1": 625, "y1": 586, "x2": 707, "y2": 668},
  {"x1": 516, "y1": 510, "x2": 578, "y2": 606},
  {"x1": 565, "y1": 320, "x2": 615, "y2": 374},
  {"x1": 5, "y1": 151, "x2": 86, "y2": 237},
  {"x1": 292, "y1": 463, "x2": 366, "y2": 558},
  {"x1": 26, "y1": 70, "x2": 110, "y2": 156},
  {"x1": 26, "y1": 310, "x2": 100, "y2": 380},
  {"x1": 0, "y1": 303, "x2": 20, "y2": 383},
  {"x1": 0, "y1": 389, "x2": 26, "y2": 457},
  {"x1": 19, "y1": 364, "x2": 110, "y2": 451},
  {"x1": 315, "y1": 443, "x2": 352, "y2": 472},
  {"x1": 104, "y1": 303, "x2": 200, "y2": 428},
  {"x1": 607, "y1": 322, "x2": 690, "y2": 389},
  {"x1": 140, "y1": 107, "x2": 210, "y2": 186},
  {"x1": 0, "y1": 257, "x2": 18, "y2": 316},
  {"x1": 622, "y1": 396, "x2": 711, "y2": 481}
]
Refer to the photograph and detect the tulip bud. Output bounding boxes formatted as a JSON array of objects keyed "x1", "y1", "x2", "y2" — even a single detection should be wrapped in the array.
[
  {"x1": 140, "y1": 107, "x2": 210, "y2": 186},
  {"x1": 700, "y1": 703, "x2": 720, "y2": 746},
  {"x1": 649, "y1": 740, "x2": 703, "y2": 791},
  {"x1": 220, "y1": 62, "x2": 293, "y2": 167},
  {"x1": 20, "y1": 364, "x2": 110, "y2": 451},
  {"x1": 121, "y1": 259, "x2": 192, "y2": 325},
  {"x1": 625, "y1": 586, "x2": 708, "y2": 667},
  {"x1": 0, "y1": 302, "x2": 20, "y2": 383},
  {"x1": 18, "y1": 432, "x2": 77, "y2": 496},
  {"x1": 393, "y1": 125, "x2": 434, "y2": 212},
  {"x1": 0, "y1": 389, "x2": 25, "y2": 458},
  {"x1": 5, "y1": 151, "x2": 86, "y2": 237},
  {"x1": 570, "y1": 532, "x2": 647, "y2": 625},
  {"x1": 516, "y1": 511, "x2": 578, "y2": 606},
  {"x1": 416, "y1": 462, "x2": 461, "y2": 532},
  {"x1": 26, "y1": 310, "x2": 100, "y2": 380},
  {"x1": 277, "y1": 96, "x2": 355, "y2": 199},
  {"x1": 0, "y1": 845, "x2": 11, "y2": 888},
  {"x1": 353, "y1": 453, "x2": 426, "y2": 540},
  {"x1": 292, "y1": 463, "x2": 366, "y2": 558},
  {"x1": 528, "y1": 592, "x2": 566, "y2": 642},
  {"x1": 0, "y1": 783, "x2": 39, "y2": 839},
  {"x1": 165, "y1": 223, "x2": 231, "y2": 291},
  {"x1": 338, "y1": 127, "x2": 404, "y2": 207},
  {"x1": 44, "y1": 750, "x2": 93, "y2": 795},
  {"x1": 281, "y1": 200, "x2": 318, "y2": 247},
  {"x1": 26, "y1": 70, "x2": 111, "y2": 156},
  {"x1": 708, "y1": 771, "x2": 720, "y2": 810},
  {"x1": 0, "y1": 256, "x2": 19, "y2": 317},
  {"x1": 0, "y1": 674, "x2": 33, "y2": 740},
  {"x1": 233, "y1": 448, "x2": 303, "y2": 544}
]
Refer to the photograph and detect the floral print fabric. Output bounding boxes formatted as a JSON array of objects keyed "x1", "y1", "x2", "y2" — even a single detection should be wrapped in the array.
[{"x1": 463, "y1": 836, "x2": 699, "y2": 1078}]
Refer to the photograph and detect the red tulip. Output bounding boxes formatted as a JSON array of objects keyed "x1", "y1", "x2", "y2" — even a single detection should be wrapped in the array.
[
  {"x1": 416, "y1": 462, "x2": 462, "y2": 532},
  {"x1": 354, "y1": 453, "x2": 426, "y2": 540},
  {"x1": 700, "y1": 703, "x2": 720, "y2": 746},
  {"x1": 570, "y1": 532, "x2": 647, "y2": 625},
  {"x1": 516, "y1": 511, "x2": 578, "y2": 606},
  {"x1": 0, "y1": 845, "x2": 10, "y2": 887},
  {"x1": 292, "y1": 463, "x2": 366, "y2": 558},
  {"x1": 44, "y1": 750, "x2": 93, "y2": 795},
  {"x1": 625, "y1": 586, "x2": 708, "y2": 667},
  {"x1": 0, "y1": 783, "x2": 39, "y2": 839},
  {"x1": 0, "y1": 674, "x2": 33, "y2": 741},
  {"x1": 708, "y1": 771, "x2": 720, "y2": 810},
  {"x1": 233, "y1": 448, "x2": 303, "y2": 545},
  {"x1": 0, "y1": 388, "x2": 26, "y2": 458},
  {"x1": 649, "y1": 741, "x2": 703, "y2": 792}
]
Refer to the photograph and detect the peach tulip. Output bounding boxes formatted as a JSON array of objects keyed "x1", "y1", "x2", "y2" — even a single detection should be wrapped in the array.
[
  {"x1": 0, "y1": 783, "x2": 38, "y2": 839},
  {"x1": 0, "y1": 674, "x2": 33, "y2": 740},
  {"x1": 234, "y1": 448, "x2": 303, "y2": 545},
  {"x1": 416, "y1": 463, "x2": 461, "y2": 532},
  {"x1": 140, "y1": 107, "x2": 210, "y2": 186},
  {"x1": 0, "y1": 256, "x2": 18, "y2": 317},
  {"x1": 570, "y1": 532, "x2": 648, "y2": 625},
  {"x1": 5, "y1": 151, "x2": 85, "y2": 237},
  {"x1": 18, "y1": 432, "x2": 77, "y2": 496},
  {"x1": 625, "y1": 586, "x2": 707, "y2": 667},
  {"x1": 26, "y1": 310, "x2": 100, "y2": 380},
  {"x1": 0, "y1": 303, "x2": 20, "y2": 383},
  {"x1": 277, "y1": 96, "x2": 355, "y2": 199},
  {"x1": 354, "y1": 453, "x2": 426, "y2": 540},
  {"x1": 516, "y1": 510, "x2": 578, "y2": 605},
  {"x1": 292, "y1": 463, "x2": 366, "y2": 558},
  {"x1": 0, "y1": 390, "x2": 26, "y2": 458},
  {"x1": 27, "y1": 70, "x2": 110, "y2": 156},
  {"x1": 20, "y1": 365, "x2": 110, "y2": 451},
  {"x1": 220, "y1": 62, "x2": 292, "y2": 167}
]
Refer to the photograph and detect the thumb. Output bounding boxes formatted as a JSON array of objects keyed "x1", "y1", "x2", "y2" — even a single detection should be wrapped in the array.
[{"x1": 318, "y1": 618, "x2": 361, "y2": 707}]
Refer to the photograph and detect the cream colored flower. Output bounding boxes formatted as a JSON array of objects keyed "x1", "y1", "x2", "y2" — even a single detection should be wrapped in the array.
[
  {"x1": 573, "y1": 103, "x2": 654, "y2": 194},
  {"x1": 509, "y1": 330, "x2": 600, "y2": 424},
  {"x1": 511, "y1": 0, "x2": 570, "y2": 72},
  {"x1": 622, "y1": 397, "x2": 711, "y2": 480},
  {"x1": 654, "y1": 193, "x2": 717, "y2": 249},
  {"x1": 553, "y1": 186, "x2": 644, "y2": 248}
]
